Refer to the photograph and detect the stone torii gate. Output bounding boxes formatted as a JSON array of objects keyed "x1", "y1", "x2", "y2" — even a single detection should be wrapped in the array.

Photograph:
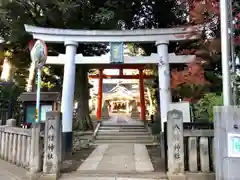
[
  {"x1": 46, "y1": 53, "x2": 195, "y2": 122},
  {"x1": 24, "y1": 24, "x2": 199, "y2": 155}
]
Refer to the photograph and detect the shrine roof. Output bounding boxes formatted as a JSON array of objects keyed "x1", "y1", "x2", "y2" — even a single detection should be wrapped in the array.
[
  {"x1": 18, "y1": 92, "x2": 60, "y2": 102},
  {"x1": 108, "y1": 84, "x2": 130, "y2": 93},
  {"x1": 103, "y1": 83, "x2": 134, "y2": 99}
]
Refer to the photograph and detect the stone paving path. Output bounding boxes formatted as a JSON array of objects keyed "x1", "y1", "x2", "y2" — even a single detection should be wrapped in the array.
[
  {"x1": 61, "y1": 115, "x2": 158, "y2": 179},
  {"x1": 0, "y1": 159, "x2": 28, "y2": 180},
  {"x1": 61, "y1": 177, "x2": 165, "y2": 180},
  {"x1": 77, "y1": 115, "x2": 153, "y2": 172},
  {"x1": 102, "y1": 114, "x2": 144, "y2": 126},
  {"x1": 77, "y1": 144, "x2": 154, "y2": 172}
]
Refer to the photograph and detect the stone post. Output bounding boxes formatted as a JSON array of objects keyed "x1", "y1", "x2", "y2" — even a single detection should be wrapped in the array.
[
  {"x1": 6, "y1": 119, "x2": 16, "y2": 127},
  {"x1": 167, "y1": 109, "x2": 185, "y2": 179},
  {"x1": 29, "y1": 123, "x2": 41, "y2": 173},
  {"x1": 101, "y1": 101, "x2": 110, "y2": 120},
  {"x1": 214, "y1": 106, "x2": 240, "y2": 180},
  {"x1": 43, "y1": 111, "x2": 62, "y2": 179}
]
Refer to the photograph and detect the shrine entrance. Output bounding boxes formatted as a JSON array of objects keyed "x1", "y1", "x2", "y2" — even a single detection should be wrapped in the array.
[
  {"x1": 24, "y1": 24, "x2": 198, "y2": 155},
  {"x1": 111, "y1": 101, "x2": 129, "y2": 113},
  {"x1": 102, "y1": 83, "x2": 135, "y2": 114},
  {"x1": 89, "y1": 68, "x2": 153, "y2": 120}
]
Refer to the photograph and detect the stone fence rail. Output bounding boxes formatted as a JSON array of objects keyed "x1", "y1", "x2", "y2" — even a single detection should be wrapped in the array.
[
  {"x1": 0, "y1": 124, "x2": 32, "y2": 168},
  {"x1": 0, "y1": 119, "x2": 43, "y2": 172},
  {"x1": 183, "y1": 129, "x2": 214, "y2": 173}
]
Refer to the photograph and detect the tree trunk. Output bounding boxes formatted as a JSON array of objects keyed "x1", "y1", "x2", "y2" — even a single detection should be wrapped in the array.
[
  {"x1": 146, "y1": 87, "x2": 153, "y2": 115},
  {"x1": 1, "y1": 58, "x2": 12, "y2": 81},
  {"x1": 26, "y1": 62, "x2": 35, "y2": 92},
  {"x1": 73, "y1": 68, "x2": 93, "y2": 131}
]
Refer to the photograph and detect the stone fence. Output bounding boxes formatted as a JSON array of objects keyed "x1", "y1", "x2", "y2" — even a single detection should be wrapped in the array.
[
  {"x1": 0, "y1": 119, "x2": 43, "y2": 171},
  {"x1": 183, "y1": 129, "x2": 214, "y2": 172}
]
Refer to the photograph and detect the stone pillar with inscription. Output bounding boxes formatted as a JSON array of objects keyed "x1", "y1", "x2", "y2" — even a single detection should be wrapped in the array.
[
  {"x1": 214, "y1": 106, "x2": 240, "y2": 180},
  {"x1": 43, "y1": 111, "x2": 62, "y2": 179},
  {"x1": 167, "y1": 109, "x2": 184, "y2": 178}
]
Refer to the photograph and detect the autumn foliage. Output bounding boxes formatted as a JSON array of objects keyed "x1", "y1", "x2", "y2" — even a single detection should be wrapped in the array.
[
  {"x1": 171, "y1": 61, "x2": 210, "y2": 89},
  {"x1": 171, "y1": 0, "x2": 240, "y2": 101},
  {"x1": 171, "y1": 0, "x2": 223, "y2": 101}
]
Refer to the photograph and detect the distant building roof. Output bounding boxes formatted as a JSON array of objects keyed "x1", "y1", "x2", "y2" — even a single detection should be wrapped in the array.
[{"x1": 18, "y1": 92, "x2": 60, "y2": 102}]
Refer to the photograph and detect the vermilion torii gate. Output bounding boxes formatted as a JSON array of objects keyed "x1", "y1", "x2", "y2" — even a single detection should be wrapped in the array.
[
  {"x1": 25, "y1": 24, "x2": 198, "y2": 155},
  {"x1": 87, "y1": 52, "x2": 196, "y2": 121}
]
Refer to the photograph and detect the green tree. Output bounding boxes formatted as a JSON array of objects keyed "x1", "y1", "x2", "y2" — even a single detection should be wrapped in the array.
[{"x1": 193, "y1": 93, "x2": 223, "y2": 121}]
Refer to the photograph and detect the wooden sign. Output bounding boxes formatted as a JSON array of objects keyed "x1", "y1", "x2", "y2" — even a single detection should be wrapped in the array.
[{"x1": 110, "y1": 42, "x2": 124, "y2": 64}]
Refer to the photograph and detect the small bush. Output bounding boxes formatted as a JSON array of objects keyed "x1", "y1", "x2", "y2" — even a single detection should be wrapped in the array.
[{"x1": 193, "y1": 93, "x2": 223, "y2": 121}]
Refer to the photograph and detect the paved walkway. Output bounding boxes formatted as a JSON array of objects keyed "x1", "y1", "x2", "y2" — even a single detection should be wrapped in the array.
[
  {"x1": 61, "y1": 176, "x2": 166, "y2": 180},
  {"x1": 78, "y1": 115, "x2": 153, "y2": 172},
  {"x1": 78, "y1": 144, "x2": 154, "y2": 172},
  {"x1": 0, "y1": 159, "x2": 28, "y2": 180},
  {"x1": 60, "y1": 115, "x2": 159, "y2": 179},
  {"x1": 101, "y1": 114, "x2": 144, "y2": 126}
]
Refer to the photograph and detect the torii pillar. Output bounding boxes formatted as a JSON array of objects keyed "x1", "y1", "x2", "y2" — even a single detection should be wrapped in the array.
[
  {"x1": 139, "y1": 69, "x2": 146, "y2": 120},
  {"x1": 156, "y1": 40, "x2": 172, "y2": 130},
  {"x1": 61, "y1": 41, "x2": 78, "y2": 156},
  {"x1": 96, "y1": 69, "x2": 103, "y2": 120}
]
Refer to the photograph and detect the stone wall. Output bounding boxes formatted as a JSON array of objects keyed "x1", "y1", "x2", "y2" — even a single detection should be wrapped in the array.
[{"x1": 73, "y1": 131, "x2": 93, "y2": 151}]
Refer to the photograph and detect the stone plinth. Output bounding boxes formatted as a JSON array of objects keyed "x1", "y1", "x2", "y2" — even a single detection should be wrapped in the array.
[{"x1": 43, "y1": 111, "x2": 62, "y2": 179}]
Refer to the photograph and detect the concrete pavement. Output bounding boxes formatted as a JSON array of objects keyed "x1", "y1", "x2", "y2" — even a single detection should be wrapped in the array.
[
  {"x1": 77, "y1": 144, "x2": 154, "y2": 172},
  {"x1": 0, "y1": 159, "x2": 28, "y2": 180},
  {"x1": 61, "y1": 177, "x2": 166, "y2": 180},
  {"x1": 0, "y1": 115, "x2": 160, "y2": 180},
  {"x1": 60, "y1": 115, "x2": 159, "y2": 179}
]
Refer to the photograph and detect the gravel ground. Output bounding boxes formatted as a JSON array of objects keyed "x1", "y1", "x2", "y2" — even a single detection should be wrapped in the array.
[
  {"x1": 146, "y1": 145, "x2": 166, "y2": 172},
  {"x1": 61, "y1": 145, "x2": 97, "y2": 173}
]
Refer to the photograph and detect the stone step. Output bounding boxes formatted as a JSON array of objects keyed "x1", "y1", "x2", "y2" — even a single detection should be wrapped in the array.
[
  {"x1": 75, "y1": 136, "x2": 93, "y2": 140},
  {"x1": 100, "y1": 124, "x2": 144, "y2": 127},
  {"x1": 96, "y1": 135, "x2": 153, "y2": 140},
  {"x1": 99, "y1": 126, "x2": 145, "y2": 129},
  {"x1": 97, "y1": 131, "x2": 150, "y2": 135},
  {"x1": 93, "y1": 139, "x2": 154, "y2": 144},
  {"x1": 101, "y1": 122, "x2": 144, "y2": 127},
  {"x1": 98, "y1": 128, "x2": 148, "y2": 132},
  {"x1": 99, "y1": 129, "x2": 146, "y2": 132},
  {"x1": 61, "y1": 171, "x2": 168, "y2": 179}
]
